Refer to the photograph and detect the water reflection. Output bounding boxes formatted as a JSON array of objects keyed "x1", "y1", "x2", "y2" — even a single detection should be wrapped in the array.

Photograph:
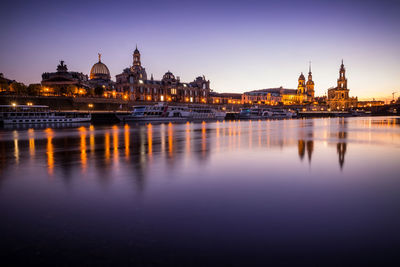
[{"x1": 0, "y1": 117, "x2": 399, "y2": 188}]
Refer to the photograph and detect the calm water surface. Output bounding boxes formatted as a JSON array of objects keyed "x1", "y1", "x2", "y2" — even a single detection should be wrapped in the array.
[{"x1": 1, "y1": 117, "x2": 400, "y2": 266}]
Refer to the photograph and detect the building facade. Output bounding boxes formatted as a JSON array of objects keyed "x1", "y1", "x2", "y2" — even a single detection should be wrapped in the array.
[
  {"x1": 327, "y1": 61, "x2": 357, "y2": 110},
  {"x1": 242, "y1": 65, "x2": 315, "y2": 105},
  {"x1": 210, "y1": 92, "x2": 242, "y2": 104},
  {"x1": 88, "y1": 54, "x2": 115, "y2": 97},
  {"x1": 41, "y1": 61, "x2": 90, "y2": 96},
  {"x1": 115, "y1": 47, "x2": 211, "y2": 103}
]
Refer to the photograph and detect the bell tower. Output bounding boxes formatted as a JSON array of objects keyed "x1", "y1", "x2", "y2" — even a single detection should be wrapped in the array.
[
  {"x1": 337, "y1": 59, "x2": 347, "y2": 89},
  {"x1": 297, "y1": 72, "x2": 306, "y2": 95},
  {"x1": 306, "y1": 61, "x2": 315, "y2": 99},
  {"x1": 133, "y1": 45, "x2": 141, "y2": 67}
]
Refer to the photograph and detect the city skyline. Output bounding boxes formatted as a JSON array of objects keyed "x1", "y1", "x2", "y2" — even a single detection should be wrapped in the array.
[{"x1": 1, "y1": 0, "x2": 399, "y2": 101}]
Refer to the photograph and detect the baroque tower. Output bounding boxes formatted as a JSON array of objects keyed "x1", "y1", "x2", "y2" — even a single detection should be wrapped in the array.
[
  {"x1": 306, "y1": 61, "x2": 315, "y2": 99},
  {"x1": 133, "y1": 45, "x2": 141, "y2": 67},
  {"x1": 337, "y1": 59, "x2": 347, "y2": 89},
  {"x1": 297, "y1": 72, "x2": 306, "y2": 95},
  {"x1": 130, "y1": 45, "x2": 147, "y2": 80}
]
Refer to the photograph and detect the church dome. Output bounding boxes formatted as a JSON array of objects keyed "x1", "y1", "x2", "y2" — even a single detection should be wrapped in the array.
[
  {"x1": 162, "y1": 71, "x2": 175, "y2": 81},
  {"x1": 90, "y1": 54, "x2": 111, "y2": 80}
]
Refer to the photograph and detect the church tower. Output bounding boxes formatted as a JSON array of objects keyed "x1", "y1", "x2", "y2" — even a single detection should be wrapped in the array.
[
  {"x1": 133, "y1": 45, "x2": 141, "y2": 67},
  {"x1": 337, "y1": 59, "x2": 347, "y2": 89},
  {"x1": 297, "y1": 72, "x2": 306, "y2": 95},
  {"x1": 306, "y1": 62, "x2": 315, "y2": 99}
]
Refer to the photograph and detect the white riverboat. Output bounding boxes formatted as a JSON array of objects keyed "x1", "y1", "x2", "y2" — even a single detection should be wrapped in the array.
[
  {"x1": 0, "y1": 105, "x2": 91, "y2": 124},
  {"x1": 240, "y1": 107, "x2": 296, "y2": 120},
  {"x1": 122, "y1": 103, "x2": 226, "y2": 123},
  {"x1": 262, "y1": 109, "x2": 296, "y2": 119}
]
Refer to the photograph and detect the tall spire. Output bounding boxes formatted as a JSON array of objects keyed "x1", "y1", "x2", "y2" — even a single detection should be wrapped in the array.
[
  {"x1": 98, "y1": 53, "x2": 101, "y2": 62},
  {"x1": 309, "y1": 61, "x2": 312, "y2": 74}
]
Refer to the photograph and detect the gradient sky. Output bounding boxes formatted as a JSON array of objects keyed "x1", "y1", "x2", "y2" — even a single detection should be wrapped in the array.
[{"x1": 1, "y1": 0, "x2": 399, "y2": 100}]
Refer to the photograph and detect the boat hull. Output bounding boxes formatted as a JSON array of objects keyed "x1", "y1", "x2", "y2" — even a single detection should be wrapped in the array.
[{"x1": 2, "y1": 117, "x2": 91, "y2": 124}]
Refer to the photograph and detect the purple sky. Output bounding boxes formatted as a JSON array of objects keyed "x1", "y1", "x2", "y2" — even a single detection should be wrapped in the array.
[{"x1": 1, "y1": 0, "x2": 399, "y2": 100}]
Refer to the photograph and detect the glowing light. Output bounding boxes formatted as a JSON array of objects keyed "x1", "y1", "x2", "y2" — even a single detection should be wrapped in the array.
[
  {"x1": 124, "y1": 124, "x2": 130, "y2": 158},
  {"x1": 88, "y1": 103, "x2": 94, "y2": 108},
  {"x1": 45, "y1": 128, "x2": 54, "y2": 175},
  {"x1": 147, "y1": 124, "x2": 153, "y2": 156},
  {"x1": 79, "y1": 126, "x2": 87, "y2": 171},
  {"x1": 26, "y1": 102, "x2": 33, "y2": 106}
]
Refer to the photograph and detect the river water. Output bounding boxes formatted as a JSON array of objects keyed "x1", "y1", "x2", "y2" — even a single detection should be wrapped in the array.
[{"x1": 1, "y1": 117, "x2": 400, "y2": 266}]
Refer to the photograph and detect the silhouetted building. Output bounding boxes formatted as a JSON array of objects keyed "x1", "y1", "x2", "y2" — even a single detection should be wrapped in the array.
[{"x1": 0, "y1": 73, "x2": 15, "y2": 93}]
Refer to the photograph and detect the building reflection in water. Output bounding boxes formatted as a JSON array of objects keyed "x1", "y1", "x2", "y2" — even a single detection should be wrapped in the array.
[
  {"x1": 337, "y1": 118, "x2": 347, "y2": 170},
  {"x1": 297, "y1": 119, "x2": 314, "y2": 164},
  {"x1": 0, "y1": 117, "x2": 384, "y2": 188}
]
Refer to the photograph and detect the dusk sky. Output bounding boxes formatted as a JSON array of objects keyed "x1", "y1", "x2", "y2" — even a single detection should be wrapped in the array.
[{"x1": 1, "y1": 0, "x2": 399, "y2": 100}]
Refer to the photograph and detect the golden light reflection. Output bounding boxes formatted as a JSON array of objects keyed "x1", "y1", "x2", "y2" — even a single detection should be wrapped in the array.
[
  {"x1": 28, "y1": 128, "x2": 35, "y2": 157},
  {"x1": 89, "y1": 125, "x2": 95, "y2": 155},
  {"x1": 147, "y1": 124, "x2": 153, "y2": 157},
  {"x1": 168, "y1": 122, "x2": 173, "y2": 156},
  {"x1": 79, "y1": 126, "x2": 87, "y2": 171},
  {"x1": 124, "y1": 124, "x2": 130, "y2": 159},
  {"x1": 202, "y1": 121, "x2": 206, "y2": 155},
  {"x1": 105, "y1": 132, "x2": 110, "y2": 163},
  {"x1": 45, "y1": 128, "x2": 54, "y2": 175},
  {"x1": 112, "y1": 125, "x2": 119, "y2": 164},
  {"x1": 13, "y1": 137, "x2": 19, "y2": 164}
]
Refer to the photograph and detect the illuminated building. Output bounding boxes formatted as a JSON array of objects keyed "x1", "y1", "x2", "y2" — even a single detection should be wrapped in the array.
[
  {"x1": 209, "y1": 92, "x2": 242, "y2": 104},
  {"x1": 0, "y1": 73, "x2": 15, "y2": 93},
  {"x1": 357, "y1": 100, "x2": 384, "y2": 108},
  {"x1": 41, "y1": 61, "x2": 90, "y2": 96},
  {"x1": 242, "y1": 66, "x2": 315, "y2": 105},
  {"x1": 306, "y1": 62, "x2": 315, "y2": 99},
  {"x1": 88, "y1": 54, "x2": 115, "y2": 97},
  {"x1": 327, "y1": 60, "x2": 357, "y2": 110},
  {"x1": 115, "y1": 46, "x2": 211, "y2": 103}
]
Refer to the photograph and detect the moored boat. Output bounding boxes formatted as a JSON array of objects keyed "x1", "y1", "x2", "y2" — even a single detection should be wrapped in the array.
[
  {"x1": 121, "y1": 103, "x2": 226, "y2": 123},
  {"x1": 262, "y1": 108, "x2": 296, "y2": 119},
  {"x1": 0, "y1": 105, "x2": 91, "y2": 124}
]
